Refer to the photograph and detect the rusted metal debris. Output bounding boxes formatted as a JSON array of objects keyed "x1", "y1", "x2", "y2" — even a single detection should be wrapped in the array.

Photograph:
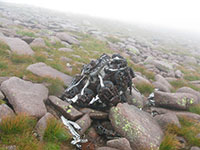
[{"x1": 61, "y1": 53, "x2": 135, "y2": 149}]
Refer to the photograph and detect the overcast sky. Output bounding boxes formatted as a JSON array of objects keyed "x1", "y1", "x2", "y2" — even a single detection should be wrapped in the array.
[{"x1": 2, "y1": 0, "x2": 200, "y2": 33}]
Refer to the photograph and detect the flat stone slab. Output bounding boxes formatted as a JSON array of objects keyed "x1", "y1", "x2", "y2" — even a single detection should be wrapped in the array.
[
  {"x1": 0, "y1": 37, "x2": 34, "y2": 55},
  {"x1": 76, "y1": 114, "x2": 92, "y2": 135},
  {"x1": 56, "y1": 32, "x2": 80, "y2": 45},
  {"x1": 1, "y1": 77, "x2": 48, "y2": 118},
  {"x1": 48, "y1": 96, "x2": 83, "y2": 120},
  {"x1": 26, "y1": 62, "x2": 72, "y2": 86}
]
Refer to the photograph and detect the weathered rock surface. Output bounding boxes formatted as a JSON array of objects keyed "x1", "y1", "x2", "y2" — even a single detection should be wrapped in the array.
[
  {"x1": 56, "y1": 32, "x2": 80, "y2": 45},
  {"x1": 79, "y1": 108, "x2": 108, "y2": 120},
  {"x1": 154, "y1": 113, "x2": 181, "y2": 130},
  {"x1": 106, "y1": 138, "x2": 132, "y2": 150},
  {"x1": 26, "y1": 62, "x2": 72, "y2": 86},
  {"x1": 76, "y1": 114, "x2": 92, "y2": 135},
  {"x1": 154, "y1": 91, "x2": 198, "y2": 110},
  {"x1": 48, "y1": 96, "x2": 83, "y2": 120},
  {"x1": 96, "y1": 147, "x2": 119, "y2": 150},
  {"x1": 153, "y1": 81, "x2": 170, "y2": 92},
  {"x1": 0, "y1": 91, "x2": 5, "y2": 99},
  {"x1": 176, "y1": 87, "x2": 200, "y2": 102},
  {"x1": 175, "y1": 70, "x2": 183, "y2": 78},
  {"x1": 35, "y1": 112, "x2": 55, "y2": 140},
  {"x1": 109, "y1": 103, "x2": 163, "y2": 150},
  {"x1": 155, "y1": 74, "x2": 173, "y2": 90},
  {"x1": 58, "y1": 47, "x2": 74, "y2": 52},
  {"x1": 0, "y1": 37, "x2": 34, "y2": 55},
  {"x1": 0, "y1": 77, "x2": 10, "y2": 85},
  {"x1": 1, "y1": 77, "x2": 48, "y2": 118},
  {"x1": 0, "y1": 104, "x2": 15, "y2": 119},
  {"x1": 191, "y1": 146, "x2": 200, "y2": 150},
  {"x1": 126, "y1": 88, "x2": 144, "y2": 109},
  {"x1": 30, "y1": 37, "x2": 46, "y2": 47}
]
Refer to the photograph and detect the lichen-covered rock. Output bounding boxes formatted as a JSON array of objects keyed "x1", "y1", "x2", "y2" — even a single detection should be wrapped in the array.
[
  {"x1": 35, "y1": 112, "x2": 55, "y2": 140},
  {"x1": 154, "y1": 113, "x2": 181, "y2": 130},
  {"x1": 107, "y1": 138, "x2": 132, "y2": 150},
  {"x1": 0, "y1": 104, "x2": 15, "y2": 119},
  {"x1": 26, "y1": 62, "x2": 72, "y2": 86},
  {"x1": 48, "y1": 96, "x2": 83, "y2": 120},
  {"x1": 76, "y1": 114, "x2": 92, "y2": 135},
  {"x1": 109, "y1": 103, "x2": 163, "y2": 150},
  {"x1": 0, "y1": 37, "x2": 34, "y2": 55},
  {"x1": 154, "y1": 91, "x2": 198, "y2": 110},
  {"x1": 126, "y1": 88, "x2": 144, "y2": 109},
  {"x1": 176, "y1": 87, "x2": 200, "y2": 103},
  {"x1": 1, "y1": 77, "x2": 48, "y2": 118}
]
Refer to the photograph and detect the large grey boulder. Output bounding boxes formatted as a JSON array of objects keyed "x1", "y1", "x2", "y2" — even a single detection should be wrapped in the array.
[
  {"x1": 0, "y1": 37, "x2": 34, "y2": 55},
  {"x1": 56, "y1": 32, "x2": 80, "y2": 45},
  {"x1": 154, "y1": 113, "x2": 181, "y2": 130},
  {"x1": 30, "y1": 38, "x2": 46, "y2": 47},
  {"x1": 27, "y1": 62, "x2": 72, "y2": 86},
  {"x1": 153, "y1": 81, "x2": 170, "y2": 92},
  {"x1": 1, "y1": 77, "x2": 48, "y2": 118},
  {"x1": 154, "y1": 91, "x2": 198, "y2": 110},
  {"x1": 0, "y1": 104, "x2": 15, "y2": 119},
  {"x1": 76, "y1": 114, "x2": 92, "y2": 135},
  {"x1": 48, "y1": 96, "x2": 83, "y2": 120},
  {"x1": 155, "y1": 74, "x2": 173, "y2": 90},
  {"x1": 109, "y1": 103, "x2": 163, "y2": 150},
  {"x1": 176, "y1": 87, "x2": 200, "y2": 103}
]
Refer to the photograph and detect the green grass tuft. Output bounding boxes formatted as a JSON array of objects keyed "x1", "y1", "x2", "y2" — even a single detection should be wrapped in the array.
[
  {"x1": 188, "y1": 104, "x2": 200, "y2": 115},
  {"x1": 135, "y1": 81, "x2": 154, "y2": 96},
  {"x1": 44, "y1": 143, "x2": 60, "y2": 150},
  {"x1": 43, "y1": 118, "x2": 71, "y2": 142},
  {"x1": 0, "y1": 99, "x2": 5, "y2": 104},
  {"x1": 10, "y1": 53, "x2": 34, "y2": 64},
  {"x1": 0, "y1": 114, "x2": 37, "y2": 134},
  {"x1": 16, "y1": 30, "x2": 36, "y2": 37}
]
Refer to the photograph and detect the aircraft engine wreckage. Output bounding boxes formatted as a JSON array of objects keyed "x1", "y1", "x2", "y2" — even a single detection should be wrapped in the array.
[{"x1": 61, "y1": 53, "x2": 135, "y2": 149}]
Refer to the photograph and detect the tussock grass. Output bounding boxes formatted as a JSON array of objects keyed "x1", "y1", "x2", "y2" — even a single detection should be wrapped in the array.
[
  {"x1": 106, "y1": 36, "x2": 121, "y2": 43},
  {"x1": 169, "y1": 79, "x2": 200, "y2": 92},
  {"x1": 128, "y1": 61, "x2": 155, "y2": 81},
  {"x1": 43, "y1": 118, "x2": 71, "y2": 142},
  {"x1": 188, "y1": 104, "x2": 200, "y2": 115},
  {"x1": 135, "y1": 81, "x2": 154, "y2": 96},
  {"x1": 0, "y1": 62, "x2": 8, "y2": 69},
  {"x1": 160, "y1": 132, "x2": 182, "y2": 150},
  {"x1": 44, "y1": 143, "x2": 60, "y2": 150},
  {"x1": 0, "y1": 113, "x2": 36, "y2": 134},
  {"x1": 0, "y1": 99, "x2": 5, "y2": 104},
  {"x1": 10, "y1": 53, "x2": 34, "y2": 64},
  {"x1": 0, "y1": 41, "x2": 10, "y2": 57},
  {"x1": 16, "y1": 30, "x2": 36, "y2": 37},
  {"x1": 162, "y1": 117, "x2": 200, "y2": 148}
]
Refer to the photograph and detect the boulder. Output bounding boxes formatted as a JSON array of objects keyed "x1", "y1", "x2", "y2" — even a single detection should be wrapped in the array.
[
  {"x1": 79, "y1": 108, "x2": 108, "y2": 120},
  {"x1": 176, "y1": 87, "x2": 200, "y2": 102},
  {"x1": 191, "y1": 147, "x2": 200, "y2": 150},
  {"x1": 26, "y1": 62, "x2": 72, "y2": 86},
  {"x1": 155, "y1": 74, "x2": 173, "y2": 90},
  {"x1": 126, "y1": 88, "x2": 144, "y2": 109},
  {"x1": 173, "y1": 111, "x2": 200, "y2": 121},
  {"x1": 153, "y1": 81, "x2": 170, "y2": 92},
  {"x1": 49, "y1": 36, "x2": 61, "y2": 45},
  {"x1": 21, "y1": 36, "x2": 34, "y2": 44},
  {"x1": 0, "y1": 91, "x2": 5, "y2": 99},
  {"x1": 153, "y1": 60, "x2": 173, "y2": 72},
  {"x1": 56, "y1": 32, "x2": 80, "y2": 45},
  {"x1": 48, "y1": 96, "x2": 83, "y2": 120},
  {"x1": 126, "y1": 45, "x2": 140, "y2": 55},
  {"x1": 132, "y1": 75, "x2": 151, "y2": 85},
  {"x1": 175, "y1": 70, "x2": 183, "y2": 78},
  {"x1": 58, "y1": 47, "x2": 74, "y2": 52},
  {"x1": 0, "y1": 77, "x2": 10, "y2": 85},
  {"x1": 76, "y1": 114, "x2": 92, "y2": 135},
  {"x1": 96, "y1": 147, "x2": 119, "y2": 150},
  {"x1": 154, "y1": 91, "x2": 198, "y2": 110},
  {"x1": 109, "y1": 103, "x2": 163, "y2": 150},
  {"x1": 1, "y1": 77, "x2": 48, "y2": 118},
  {"x1": 0, "y1": 37, "x2": 34, "y2": 55},
  {"x1": 0, "y1": 104, "x2": 15, "y2": 119},
  {"x1": 154, "y1": 113, "x2": 181, "y2": 130},
  {"x1": 107, "y1": 138, "x2": 132, "y2": 150},
  {"x1": 184, "y1": 56, "x2": 197, "y2": 64},
  {"x1": 35, "y1": 112, "x2": 55, "y2": 140},
  {"x1": 30, "y1": 38, "x2": 46, "y2": 47}
]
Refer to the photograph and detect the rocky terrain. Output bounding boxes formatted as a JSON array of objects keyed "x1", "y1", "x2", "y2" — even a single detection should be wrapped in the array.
[{"x1": 0, "y1": 1, "x2": 200, "y2": 150}]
